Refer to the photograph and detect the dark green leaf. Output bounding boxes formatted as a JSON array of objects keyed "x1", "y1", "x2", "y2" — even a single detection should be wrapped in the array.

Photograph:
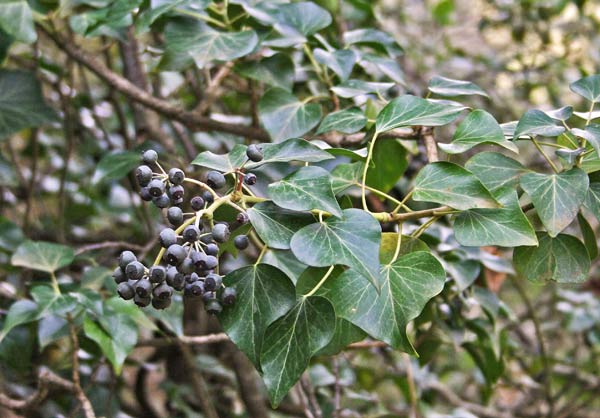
[
  {"x1": 259, "y1": 88, "x2": 322, "y2": 141},
  {"x1": 191, "y1": 144, "x2": 247, "y2": 172},
  {"x1": 0, "y1": 70, "x2": 57, "y2": 139},
  {"x1": 428, "y1": 76, "x2": 488, "y2": 97},
  {"x1": 578, "y1": 213, "x2": 598, "y2": 259},
  {"x1": 247, "y1": 202, "x2": 314, "y2": 250},
  {"x1": 260, "y1": 296, "x2": 335, "y2": 407},
  {"x1": 376, "y1": 95, "x2": 465, "y2": 133},
  {"x1": 268, "y1": 166, "x2": 342, "y2": 217},
  {"x1": 0, "y1": 216, "x2": 24, "y2": 252},
  {"x1": 439, "y1": 110, "x2": 518, "y2": 154},
  {"x1": 445, "y1": 259, "x2": 480, "y2": 291},
  {"x1": 235, "y1": 53, "x2": 295, "y2": 91},
  {"x1": 0, "y1": 0, "x2": 36, "y2": 43},
  {"x1": 314, "y1": 48, "x2": 356, "y2": 81},
  {"x1": 513, "y1": 233, "x2": 590, "y2": 283},
  {"x1": 379, "y1": 233, "x2": 429, "y2": 264},
  {"x1": 571, "y1": 125, "x2": 600, "y2": 157},
  {"x1": 413, "y1": 162, "x2": 500, "y2": 210},
  {"x1": 92, "y1": 151, "x2": 140, "y2": 184},
  {"x1": 545, "y1": 106, "x2": 573, "y2": 121},
  {"x1": 165, "y1": 19, "x2": 258, "y2": 68},
  {"x1": 343, "y1": 28, "x2": 402, "y2": 56},
  {"x1": 465, "y1": 152, "x2": 528, "y2": 194},
  {"x1": 366, "y1": 138, "x2": 407, "y2": 192},
  {"x1": 584, "y1": 179, "x2": 600, "y2": 221},
  {"x1": 220, "y1": 264, "x2": 296, "y2": 367},
  {"x1": 330, "y1": 161, "x2": 364, "y2": 194},
  {"x1": 520, "y1": 168, "x2": 588, "y2": 237},
  {"x1": 316, "y1": 107, "x2": 367, "y2": 134},
  {"x1": 275, "y1": 2, "x2": 331, "y2": 36},
  {"x1": 454, "y1": 188, "x2": 537, "y2": 247},
  {"x1": 359, "y1": 53, "x2": 405, "y2": 84},
  {"x1": 83, "y1": 315, "x2": 137, "y2": 374},
  {"x1": 316, "y1": 318, "x2": 366, "y2": 356},
  {"x1": 11, "y1": 241, "x2": 75, "y2": 274},
  {"x1": 570, "y1": 74, "x2": 600, "y2": 103},
  {"x1": 38, "y1": 315, "x2": 69, "y2": 348},
  {"x1": 330, "y1": 79, "x2": 394, "y2": 98},
  {"x1": 290, "y1": 209, "x2": 382, "y2": 288},
  {"x1": 319, "y1": 251, "x2": 445, "y2": 353},
  {"x1": 248, "y1": 138, "x2": 333, "y2": 169},
  {"x1": 513, "y1": 109, "x2": 565, "y2": 138},
  {"x1": 0, "y1": 300, "x2": 38, "y2": 342},
  {"x1": 262, "y1": 250, "x2": 308, "y2": 285}
]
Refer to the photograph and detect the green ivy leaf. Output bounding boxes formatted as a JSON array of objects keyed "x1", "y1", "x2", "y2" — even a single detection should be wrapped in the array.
[
  {"x1": 314, "y1": 48, "x2": 357, "y2": 81},
  {"x1": 545, "y1": 106, "x2": 573, "y2": 121},
  {"x1": 578, "y1": 213, "x2": 598, "y2": 259},
  {"x1": 316, "y1": 318, "x2": 366, "y2": 356},
  {"x1": 268, "y1": 166, "x2": 342, "y2": 217},
  {"x1": 92, "y1": 151, "x2": 140, "y2": 184},
  {"x1": 165, "y1": 19, "x2": 258, "y2": 68},
  {"x1": 570, "y1": 74, "x2": 600, "y2": 103},
  {"x1": 571, "y1": 125, "x2": 600, "y2": 157},
  {"x1": 513, "y1": 109, "x2": 565, "y2": 139},
  {"x1": 262, "y1": 250, "x2": 308, "y2": 285},
  {"x1": 465, "y1": 152, "x2": 529, "y2": 194},
  {"x1": 343, "y1": 28, "x2": 402, "y2": 56},
  {"x1": 454, "y1": 188, "x2": 537, "y2": 247},
  {"x1": 428, "y1": 76, "x2": 488, "y2": 97},
  {"x1": 366, "y1": 138, "x2": 407, "y2": 192},
  {"x1": 376, "y1": 95, "x2": 465, "y2": 134},
  {"x1": 316, "y1": 107, "x2": 367, "y2": 134},
  {"x1": 275, "y1": 2, "x2": 331, "y2": 36},
  {"x1": 192, "y1": 144, "x2": 247, "y2": 172},
  {"x1": 247, "y1": 202, "x2": 314, "y2": 250},
  {"x1": 0, "y1": 300, "x2": 38, "y2": 342},
  {"x1": 83, "y1": 314, "x2": 137, "y2": 374},
  {"x1": 413, "y1": 162, "x2": 500, "y2": 210},
  {"x1": 0, "y1": 70, "x2": 57, "y2": 139},
  {"x1": 0, "y1": 216, "x2": 24, "y2": 252},
  {"x1": 260, "y1": 296, "x2": 335, "y2": 407},
  {"x1": 520, "y1": 168, "x2": 589, "y2": 237},
  {"x1": 319, "y1": 251, "x2": 445, "y2": 353},
  {"x1": 259, "y1": 88, "x2": 322, "y2": 142},
  {"x1": 249, "y1": 138, "x2": 333, "y2": 169},
  {"x1": 38, "y1": 316, "x2": 69, "y2": 349},
  {"x1": 330, "y1": 79, "x2": 394, "y2": 98},
  {"x1": 513, "y1": 233, "x2": 590, "y2": 283},
  {"x1": 235, "y1": 53, "x2": 295, "y2": 91},
  {"x1": 439, "y1": 110, "x2": 518, "y2": 154},
  {"x1": 220, "y1": 264, "x2": 296, "y2": 368},
  {"x1": 0, "y1": 0, "x2": 36, "y2": 43},
  {"x1": 11, "y1": 241, "x2": 75, "y2": 274},
  {"x1": 584, "y1": 176, "x2": 600, "y2": 221},
  {"x1": 359, "y1": 53, "x2": 405, "y2": 84},
  {"x1": 379, "y1": 233, "x2": 429, "y2": 264},
  {"x1": 331, "y1": 161, "x2": 364, "y2": 194},
  {"x1": 290, "y1": 209, "x2": 382, "y2": 289}
]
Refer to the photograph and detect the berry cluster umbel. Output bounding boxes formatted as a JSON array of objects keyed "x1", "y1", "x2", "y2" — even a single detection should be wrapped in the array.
[{"x1": 113, "y1": 147, "x2": 264, "y2": 311}]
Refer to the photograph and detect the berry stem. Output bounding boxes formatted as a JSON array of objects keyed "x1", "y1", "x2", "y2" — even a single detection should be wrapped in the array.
[
  {"x1": 183, "y1": 178, "x2": 218, "y2": 198},
  {"x1": 50, "y1": 272, "x2": 61, "y2": 295},
  {"x1": 153, "y1": 215, "x2": 198, "y2": 266},
  {"x1": 304, "y1": 265, "x2": 335, "y2": 298},
  {"x1": 390, "y1": 224, "x2": 403, "y2": 264},
  {"x1": 254, "y1": 244, "x2": 267, "y2": 265},
  {"x1": 391, "y1": 189, "x2": 414, "y2": 215}
]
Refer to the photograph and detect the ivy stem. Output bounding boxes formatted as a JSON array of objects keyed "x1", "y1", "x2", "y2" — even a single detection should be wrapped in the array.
[
  {"x1": 531, "y1": 137, "x2": 559, "y2": 173},
  {"x1": 360, "y1": 183, "x2": 412, "y2": 212},
  {"x1": 585, "y1": 101, "x2": 595, "y2": 126},
  {"x1": 390, "y1": 224, "x2": 403, "y2": 264},
  {"x1": 183, "y1": 178, "x2": 218, "y2": 198},
  {"x1": 50, "y1": 272, "x2": 61, "y2": 295},
  {"x1": 410, "y1": 216, "x2": 440, "y2": 238},
  {"x1": 304, "y1": 265, "x2": 335, "y2": 298},
  {"x1": 254, "y1": 244, "x2": 267, "y2": 265},
  {"x1": 361, "y1": 132, "x2": 379, "y2": 211},
  {"x1": 174, "y1": 8, "x2": 227, "y2": 28},
  {"x1": 392, "y1": 189, "x2": 414, "y2": 215}
]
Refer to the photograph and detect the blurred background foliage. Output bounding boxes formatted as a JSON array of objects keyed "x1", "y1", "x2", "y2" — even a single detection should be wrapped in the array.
[{"x1": 0, "y1": 1, "x2": 600, "y2": 417}]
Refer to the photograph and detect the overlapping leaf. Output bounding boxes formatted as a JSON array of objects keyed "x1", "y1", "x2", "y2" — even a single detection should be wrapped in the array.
[
  {"x1": 290, "y1": 209, "x2": 382, "y2": 288},
  {"x1": 11, "y1": 241, "x2": 75, "y2": 274},
  {"x1": 316, "y1": 107, "x2": 367, "y2": 134},
  {"x1": 220, "y1": 264, "x2": 296, "y2": 367},
  {"x1": 428, "y1": 76, "x2": 488, "y2": 97},
  {"x1": 520, "y1": 168, "x2": 588, "y2": 237},
  {"x1": 513, "y1": 109, "x2": 565, "y2": 138},
  {"x1": 570, "y1": 74, "x2": 600, "y2": 103},
  {"x1": 314, "y1": 48, "x2": 356, "y2": 81},
  {"x1": 413, "y1": 162, "x2": 500, "y2": 210},
  {"x1": 92, "y1": 151, "x2": 140, "y2": 184},
  {"x1": 235, "y1": 53, "x2": 295, "y2": 91},
  {"x1": 0, "y1": 0, "x2": 36, "y2": 43},
  {"x1": 465, "y1": 152, "x2": 528, "y2": 194},
  {"x1": 247, "y1": 202, "x2": 314, "y2": 250}
]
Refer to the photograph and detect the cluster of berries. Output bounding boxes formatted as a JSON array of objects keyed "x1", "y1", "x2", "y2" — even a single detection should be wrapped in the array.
[{"x1": 112, "y1": 146, "x2": 264, "y2": 311}]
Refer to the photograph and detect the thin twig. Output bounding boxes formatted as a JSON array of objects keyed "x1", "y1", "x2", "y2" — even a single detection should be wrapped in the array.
[
  {"x1": 67, "y1": 316, "x2": 96, "y2": 418},
  {"x1": 75, "y1": 241, "x2": 145, "y2": 255},
  {"x1": 420, "y1": 126, "x2": 438, "y2": 162}
]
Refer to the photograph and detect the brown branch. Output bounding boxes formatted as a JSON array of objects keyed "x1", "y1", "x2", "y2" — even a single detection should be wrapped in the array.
[
  {"x1": 178, "y1": 341, "x2": 220, "y2": 418},
  {"x1": 195, "y1": 62, "x2": 235, "y2": 115},
  {"x1": 75, "y1": 241, "x2": 145, "y2": 256},
  {"x1": 426, "y1": 380, "x2": 513, "y2": 418},
  {"x1": 226, "y1": 343, "x2": 270, "y2": 418},
  {"x1": 39, "y1": 26, "x2": 269, "y2": 141},
  {"x1": 138, "y1": 333, "x2": 230, "y2": 348},
  {"x1": 68, "y1": 317, "x2": 96, "y2": 418},
  {"x1": 0, "y1": 368, "x2": 76, "y2": 411},
  {"x1": 420, "y1": 126, "x2": 438, "y2": 162}
]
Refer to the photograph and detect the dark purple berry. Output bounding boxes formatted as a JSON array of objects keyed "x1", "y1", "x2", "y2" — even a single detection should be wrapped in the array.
[
  {"x1": 168, "y1": 185, "x2": 184, "y2": 200},
  {"x1": 205, "y1": 300, "x2": 222, "y2": 314},
  {"x1": 117, "y1": 282, "x2": 135, "y2": 300},
  {"x1": 119, "y1": 251, "x2": 136, "y2": 270},
  {"x1": 234, "y1": 235, "x2": 249, "y2": 250},
  {"x1": 140, "y1": 187, "x2": 153, "y2": 201},
  {"x1": 134, "y1": 294, "x2": 151, "y2": 307},
  {"x1": 135, "y1": 165, "x2": 153, "y2": 187},
  {"x1": 204, "y1": 273, "x2": 222, "y2": 292},
  {"x1": 153, "y1": 194, "x2": 170, "y2": 208},
  {"x1": 165, "y1": 244, "x2": 186, "y2": 265},
  {"x1": 236, "y1": 212, "x2": 249, "y2": 224},
  {"x1": 205, "y1": 243, "x2": 219, "y2": 256},
  {"x1": 244, "y1": 173, "x2": 257, "y2": 186},
  {"x1": 159, "y1": 228, "x2": 178, "y2": 248},
  {"x1": 168, "y1": 168, "x2": 185, "y2": 185},
  {"x1": 142, "y1": 150, "x2": 158, "y2": 164},
  {"x1": 206, "y1": 171, "x2": 226, "y2": 189},
  {"x1": 149, "y1": 266, "x2": 166, "y2": 283},
  {"x1": 221, "y1": 287, "x2": 237, "y2": 305},
  {"x1": 147, "y1": 179, "x2": 165, "y2": 197},
  {"x1": 152, "y1": 283, "x2": 173, "y2": 300},
  {"x1": 167, "y1": 206, "x2": 184, "y2": 226},
  {"x1": 182, "y1": 225, "x2": 200, "y2": 242},
  {"x1": 246, "y1": 144, "x2": 263, "y2": 162},
  {"x1": 125, "y1": 261, "x2": 145, "y2": 280},
  {"x1": 113, "y1": 267, "x2": 127, "y2": 284},
  {"x1": 190, "y1": 196, "x2": 205, "y2": 211},
  {"x1": 135, "y1": 279, "x2": 152, "y2": 297}
]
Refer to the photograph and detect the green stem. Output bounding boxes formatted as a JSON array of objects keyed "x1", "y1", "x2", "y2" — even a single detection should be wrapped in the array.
[
  {"x1": 390, "y1": 224, "x2": 403, "y2": 264},
  {"x1": 586, "y1": 101, "x2": 595, "y2": 126},
  {"x1": 254, "y1": 244, "x2": 267, "y2": 265},
  {"x1": 532, "y1": 137, "x2": 559, "y2": 173},
  {"x1": 51, "y1": 272, "x2": 61, "y2": 295},
  {"x1": 361, "y1": 133, "x2": 379, "y2": 211},
  {"x1": 175, "y1": 8, "x2": 227, "y2": 28},
  {"x1": 410, "y1": 216, "x2": 439, "y2": 238},
  {"x1": 304, "y1": 265, "x2": 335, "y2": 298},
  {"x1": 392, "y1": 189, "x2": 414, "y2": 215},
  {"x1": 153, "y1": 215, "x2": 198, "y2": 266},
  {"x1": 359, "y1": 183, "x2": 412, "y2": 212}
]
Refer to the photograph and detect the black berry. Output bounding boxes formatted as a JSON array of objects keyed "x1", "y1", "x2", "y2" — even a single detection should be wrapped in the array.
[
  {"x1": 159, "y1": 228, "x2": 178, "y2": 248},
  {"x1": 152, "y1": 297, "x2": 171, "y2": 310},
  {"x1": 142, "y1": 150, "x2": 158, "y2": 164},
  {"x1": 113, "y1": 267, "x2": 127, "y2": 284},
  {"x1": 117, "y1": 282, "x2": 135, "y2": 300},
  {"x1": 134, "y1": 294, "x2": 151, "y2": 307},
  {"x1": 179, "y1": 257, "x2": 195, "y2": 274},
  {"x1": 149, "y1": 266, "x2": 166, "y2": 283},
  {"x1": 185, "y1": 281, "x2": 204, "y2": 297},
  {"x1": 153, "y1": 283, "x2": 173, "y2": 300},
  {"x1": 147, "y1": 179, "x2": 165, "y2": 197},
  {"x1": 221, "y1": 287, "x2": 237, "y2": 305},
  {"x1": 212, "y1": 223, "x2": 230, "y2": 243},
  {"x1": 140, "y1": 187, "x2": 153, "y2": 201},
  {"x1": 205, "y1": 243, "x2": 219, "y2": 256},
  {"x1": 236, "y1": 212, "x2": 249, "y2": 224},
  {"x1": 182, "y1": 225, "x2": 200, "y2": 242},
  {"x1": 244, "y1": 173, "x2": 257, "y2": 185},
  {"x1": 204, "y1": 273, "x2": 222, "y2": 292},
  {"x1": 166, "y1": 244, "x2": 186, "y2": 265},
  {"x1": 168, "y1": 168, "x2": 185, "y2": 185},
  {"x1": 202, "y1": 190, "x2": 214, "y2": 205},
  {"x1": 167, "y1": 206, "x2": 184, "y2": 226},
  {"x1": 168, "y1": 185, "x2": 184, "y2": 200},
  {"x1": 153, "y1": 194, "x2": 170, "y2": 208},
  {"x1": 135, "y1": 279, "x2": 152, "y2": 297},
  {"x1": 206, "y1": 171, "x2": 226, "y2": 189},
  {"x1": 119, "y1": 251, "x2": 136, "y2": 270},
  {"x1": 246, "y1": 144, "x2": 263, "y2": 162},
  {"x1": 205, "y1": 300, "x2": 222, "y2": 314},
  {"x1": 125, "y1": 261, "x2": 145, "y2": 280},
  {"x1": 135, "y1": 165, "x2": 153, "y2": 187},
  {"x1": 190, "y1": 196, "x2": 205, "y2": 211},
  {"x1": 234, "y1": 235, "x2": 249, "y2": 250},
  {"x1": 166, "y1": 266, "x2": 185, "y2": 290}
]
